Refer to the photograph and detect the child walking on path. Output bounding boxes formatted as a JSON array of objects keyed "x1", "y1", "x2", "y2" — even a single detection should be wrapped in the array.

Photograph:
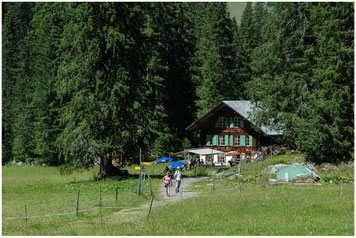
[{"x1": 163, "y1": 172, "x2": 171, "y2": 197}]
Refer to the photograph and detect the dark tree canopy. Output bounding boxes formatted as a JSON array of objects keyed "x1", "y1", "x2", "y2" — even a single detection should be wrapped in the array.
[{"x1": 2, "y1": 2, "x2": 353, "y2": 175}]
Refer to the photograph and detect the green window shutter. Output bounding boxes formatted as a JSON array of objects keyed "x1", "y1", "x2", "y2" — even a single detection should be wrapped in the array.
[
  {"x1": 240, "y1": 135, "x2": 246, "y2": 146},
  {"x1": 230, "y1": 117, "x2": 233, "y2": 128},
  {"x1": 249, "y1": 136, "x2": 253, "y2": 147},
  {"x1": 215, "y1": 120, "x2": 218, "y2": 128},
  {"x1": 213, "y1": 135, "x2": 218, "y2": 146},
  {"x1": 225, "y1": 135, "x2": 229, "y2": 146},
  {"x1": 230, "y1": 135, "x2": 233, "y2": 146},
  {"x1": 206, "y1": 135, "x2": 211, "y2": 146},
  {"x1": 239, "y1": 118, "x2": 244, "y2": 128},
  {"x1": 224, "y1": 117, "x2": 228, "y2": 128}
]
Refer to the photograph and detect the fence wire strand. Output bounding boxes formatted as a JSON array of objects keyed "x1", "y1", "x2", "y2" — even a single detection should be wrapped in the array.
[{"x1": 3, "y1": 206, "x2": 132, "y2": 220}]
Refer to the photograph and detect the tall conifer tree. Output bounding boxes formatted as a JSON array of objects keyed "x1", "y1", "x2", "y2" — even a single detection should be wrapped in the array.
[
  {"x1": 2, "y1": 3, "x2": 35, "y2": 163},
  {"x1": 294, "y1": 2, "x2": 354, "y2": 162},
  {"x1": 56, "y1": 3, "x2": 148, "y2": 178},
  {"x1": 192, "y1": 2, "x2": 238, "y2": 117},
  {"x1": 28, "y1": 3, "x2": 65, "y2": 164}
]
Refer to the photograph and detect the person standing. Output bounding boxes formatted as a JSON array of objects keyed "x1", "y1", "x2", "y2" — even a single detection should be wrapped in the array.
[
  {"x1": 174, "y1": 167, "x2": 183, "y2": 193},
  {"x1": 163, "y1": 172, "x2": 171, "y2": 197}
]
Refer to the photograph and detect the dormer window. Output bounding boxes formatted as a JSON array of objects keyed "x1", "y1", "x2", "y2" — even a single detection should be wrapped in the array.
[{"x1": 234, "y1": 117, "x2": 239, "y2": 128}]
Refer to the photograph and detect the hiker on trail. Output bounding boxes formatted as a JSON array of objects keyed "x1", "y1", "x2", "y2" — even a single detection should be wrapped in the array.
[
  {"x1": 163, "y1": 172, "x2": 171, "y2": 197},
  {"x1": 174, "y1": 166, "x2": 183, "y2": 193}
]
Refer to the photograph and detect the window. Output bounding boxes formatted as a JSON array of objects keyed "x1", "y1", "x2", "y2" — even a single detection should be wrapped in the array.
[
  {"x1": 206, "y1": 135, "x2": 213, "y2": 146},
  {"x1": 237, "y1": 136, "x2": 241, "y2": 145},
  {"x1": 219, "y1": 117, "x2": 225, "y2": 128},
  {"x1": 218, "y1": 155, "x2": 225, "y2": 162},
  {"x1": 234, "y1": 135, "x2": 239, "y2": 146},
  {"x1": 234, "y1": 117, "x2": 239, "y2": 128},
  {"x1": 219, "y1": 135, "x2": 225, "y2": 146},
  {"x1": 246, "y1": 136, "x2": 250, "y2": 146}
]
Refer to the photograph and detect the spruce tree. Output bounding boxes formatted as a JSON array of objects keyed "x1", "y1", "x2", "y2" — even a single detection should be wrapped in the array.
[
  {"x1": 294, "y1": 2, "x2": 354, "y2": 162},
  {"x1": 2, "y1": 2, "x2": 35, "y2": 163},
  {"x1": 143, "y1": 3, "x2": 196, "y2": 155},
  {"x1": 56, "y1": 3, "x2": 149, "y2": 178},
  {"x1": 192, "y1": 2, "x2": 238, "y2": 117},
  {"x1": 247, "y1": 3, "x2": 316, "y2": 147},
  {"x1": 28, "y1": 3, "x2": 65, "y2": 165}
]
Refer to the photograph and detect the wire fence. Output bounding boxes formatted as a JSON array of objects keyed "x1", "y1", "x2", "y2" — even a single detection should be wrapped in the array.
[{"x1": 2, "y1": 179, "x2": 155, "y2": 223}]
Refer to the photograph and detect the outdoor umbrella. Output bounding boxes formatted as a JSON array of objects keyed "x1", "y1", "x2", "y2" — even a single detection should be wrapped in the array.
[
  {"x1": 169, "y1": 161, "x2": 186, "y2": 168},
  {"x1": 157, "y1": 157, "x2": 173, "y2": 163}
]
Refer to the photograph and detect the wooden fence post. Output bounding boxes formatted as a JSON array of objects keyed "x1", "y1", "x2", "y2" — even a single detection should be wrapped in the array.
[
  {"x1": 76, "y1": 190, "x2": 80, "y2": 216},
  {"x1": 340, "y1": 183, "x2": 343, "y2": 199},
  {"x1": 130, "y1": 184, "x2": 132, "y2": 201},
  {"x1": 238, "y1": 161, "x2": 241, "y2": 194},
  {"x1": 149, "y1": 176, "x2": 153, "y2": 196},
  {"x1": 115, "y1": 187, "x2": 118, "y2": 203},
  {"x1": 259, "y1": 173, "x2": 262, "y2": 185},
  {"x1": 213, "y1": 175, "x2": 215, "y2": 191},
  {"x1": 147, "y1": 195, "x2": 154, "y2": 221},
  {"x1": 98, "y1": 184, "x2": 101, "y2": 207}
]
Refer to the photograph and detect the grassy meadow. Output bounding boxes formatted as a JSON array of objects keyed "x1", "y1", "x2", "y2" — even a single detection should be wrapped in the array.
[{"x1": 2, "y1": 155, "x2": 354, "y2": 236}]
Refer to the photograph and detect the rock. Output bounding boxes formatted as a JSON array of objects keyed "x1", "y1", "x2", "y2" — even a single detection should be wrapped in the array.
[
  {"x1": 16, "y1": 161, "x2": 23, "y2": 166},
  {"x1": 214, "y1": 172, "x2": 224, "y2": 178},
  {"x1": 321, "y1": 164, "x2": 337, "y2": 171},
  {"x1": 224, "y1": 171, "x2": 235, "y2": 177},
  {"x1": 269, "y1": 179, "x2": 277, "y2": 183},
  {"x1": 346, "y1": 162, "x2": 354, "y2": 169},
  {"x1": 41, "y1": 163, "x2": 47, "y2": 167},
  {"x1": 228, "y1": 175, "x2": 237, "y2": 180}
]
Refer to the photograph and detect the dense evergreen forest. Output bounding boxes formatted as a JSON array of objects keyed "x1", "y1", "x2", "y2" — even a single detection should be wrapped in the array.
[{"x1": 2, "y1": 2, "x2": 354, "y2": 177}]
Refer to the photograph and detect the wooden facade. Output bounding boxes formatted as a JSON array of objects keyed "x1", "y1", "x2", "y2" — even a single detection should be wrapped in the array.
[
  {"x1": 186, "y1": 101, "x2": 281, "y2": 155},
  {"x1": 199, "y1": 104, "x2": 259, "y2": 154}
]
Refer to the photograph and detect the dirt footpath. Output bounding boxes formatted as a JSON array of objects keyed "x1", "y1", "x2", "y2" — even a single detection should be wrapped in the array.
[
  {"x1": 157, "y1": 176, "x2": 208, "y2": 202},
  {"x1": 116, "y1": 176, "x2": 207, "y2": 215}
]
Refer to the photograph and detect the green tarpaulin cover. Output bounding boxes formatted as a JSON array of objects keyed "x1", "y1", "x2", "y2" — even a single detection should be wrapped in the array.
[{"x1": 276, "y1": 164, "x2": 316, "y2": 182}]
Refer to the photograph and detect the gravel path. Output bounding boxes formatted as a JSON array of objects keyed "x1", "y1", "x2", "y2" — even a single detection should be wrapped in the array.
[{"x1": 116, "y1": 176, "x2": 207, "y2": 215}]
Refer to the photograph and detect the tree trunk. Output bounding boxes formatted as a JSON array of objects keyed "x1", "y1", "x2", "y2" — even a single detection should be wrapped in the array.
[{"x1": 96, "y1": 152, "x2": 127, "y2": 180}]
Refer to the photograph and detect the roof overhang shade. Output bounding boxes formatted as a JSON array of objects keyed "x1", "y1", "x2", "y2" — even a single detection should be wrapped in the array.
[
  {"x1": 226, "y1": 151, "x2": 240, "y2": 155},
  {"x1": 184, "y1": 147, "x2": 223, "y2": 155}
]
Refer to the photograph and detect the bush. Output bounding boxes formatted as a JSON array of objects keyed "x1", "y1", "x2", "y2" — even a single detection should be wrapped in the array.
[
  {"x1": 320, "y1": 173, "x2": 354, "y2": 184},
  {"x1": 268, "y1": 157, "x2": 286, "y2": 165}
]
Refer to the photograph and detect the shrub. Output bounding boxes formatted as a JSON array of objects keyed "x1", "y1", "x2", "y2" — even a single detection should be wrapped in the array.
[
  {"x1": 320, "y1": 173, "x2": 354, "y2": 184},
  {"x1": 268, "y1": 157, "x2": 286, "y2": 165}
]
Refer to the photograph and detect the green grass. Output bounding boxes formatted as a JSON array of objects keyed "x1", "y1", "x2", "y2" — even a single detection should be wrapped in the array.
[
  {"x1": 2, "y1": 166, "x2": 161, "y2": 235},
  {"x1": 2, "y1": 155, "x2": 354, "y2": 235}
]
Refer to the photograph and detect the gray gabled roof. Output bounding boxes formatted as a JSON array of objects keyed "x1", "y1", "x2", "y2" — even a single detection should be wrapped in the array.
[{"x1": 186, "y1": 100, "x2": 283, "y2": 136}]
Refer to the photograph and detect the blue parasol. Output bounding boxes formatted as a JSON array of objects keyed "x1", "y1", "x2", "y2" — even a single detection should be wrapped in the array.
[
  {"x1": 169, "y1": 161, "x2": 186, "y2": 168},
  {"x1": 157, "y1": 157, "x2": 173, "y2": 163}
]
